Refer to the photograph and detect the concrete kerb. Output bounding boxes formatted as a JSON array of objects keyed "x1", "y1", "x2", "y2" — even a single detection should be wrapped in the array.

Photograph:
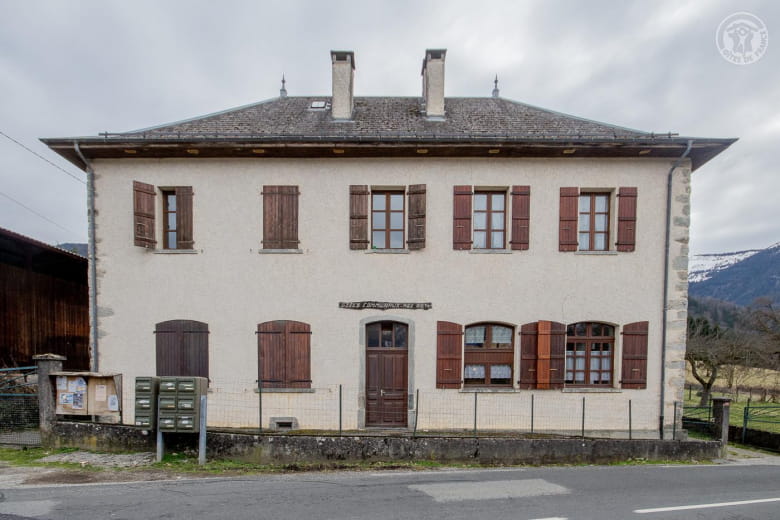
[{"x1": 49, "y1": 421, "x2": 720, "y2": 465}]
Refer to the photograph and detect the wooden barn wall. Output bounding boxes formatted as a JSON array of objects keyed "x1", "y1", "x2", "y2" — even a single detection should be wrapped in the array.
[{"x1": 0, "y1": 262, "x2": 89, "y2": 369}]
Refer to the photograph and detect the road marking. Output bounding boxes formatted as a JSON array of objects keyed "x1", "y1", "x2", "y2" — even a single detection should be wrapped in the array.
[
  {"x1": 409, "y1": 478, "x2": 569, "y2": 503},
  {"x1": 528, "y1": 517, "x2": 568, "y2": 520},
  {"x1": 635, "y1": 497, "x2": 780, "y2": 513}
]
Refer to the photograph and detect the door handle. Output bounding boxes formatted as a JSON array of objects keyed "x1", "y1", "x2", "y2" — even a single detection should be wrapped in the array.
[{"x1": 380, "y1": 389, "x2": 386, "y2": 396}]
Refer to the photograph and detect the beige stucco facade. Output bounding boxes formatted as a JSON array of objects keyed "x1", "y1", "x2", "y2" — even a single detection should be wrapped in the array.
[{"x1": 91, "y1": 155, "x2": 690, "y2": 437}]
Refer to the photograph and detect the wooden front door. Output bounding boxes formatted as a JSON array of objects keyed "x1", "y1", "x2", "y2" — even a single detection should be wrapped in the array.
[{"x1": 366, "y1": 321, "x2": 408, "y2": 427}]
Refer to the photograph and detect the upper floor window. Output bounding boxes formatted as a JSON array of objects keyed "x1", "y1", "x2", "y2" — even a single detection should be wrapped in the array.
[
  {"x1": 372, "y1": 192, "x2": 405, "y2": 249},
  {"x1": 162, "y1": 190, "x2": 178, "y2": 249},
  {"x1": 262, "y1": 185, "x2": 300, "y2": 250},
  {"x1": 559, "y1": 187, "x2": 637, "y2": 252},
  {"x1": 350, "y1": 185, "x2": 426, "y2": 251},
  {"x1": 453, "y1": 186, "x2": 530, "y2": 251},
  {"x1": 565, "y1": 322, "x2": 614, "y2": 386},
  {"x1": 132, "y1": 181, "x2": 193, "y2": 250},
  {"x1": 578, "y1": 193, "x2": 610, "y2": 251},
  {"x1": 473, "y1": 192, "x2": 506, "y2": 249}
]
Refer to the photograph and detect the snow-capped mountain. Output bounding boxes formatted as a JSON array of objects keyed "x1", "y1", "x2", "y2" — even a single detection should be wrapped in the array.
[{"x1": 688, "y1": 249, "x2": 762, "y2": 283}]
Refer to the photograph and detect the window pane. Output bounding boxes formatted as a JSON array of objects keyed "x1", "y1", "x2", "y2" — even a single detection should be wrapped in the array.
[
  {"x1": 490, "y1": 365, "x2": 511, "y2": 384},
  {"x1": 473, "y1": 213, "x2": 487, "y2": 229},
  {"x1": 491, "y1": 231, "x2": 504, "y2": 249},
  {"x1": 578, "y1": 233, "x2": 590, "y2": 250},
  {"x1": 491, "y1": 212, "x2": 504, "y2": 230},
  {"x1": 381, "y1": 328, "x2": 393, "y2": 348},
  {"x1": 591, "y1": 324, "x2": 602, "y2": 336},
  {"x1": 167, "y1": 232, "x2": 177, "y2": 249},
  {"x1": 590, "y1": 372, "x2": 599, "y2": 384},
  {"x1": 390, "y1": 212, "x2": 403, "y2": 229},
  {"x1": 591, "y1": 358, "x2": 600, "y2": 371},
  {"x1": 390, "y1": 231, "x2": 403, "y2": 249},
  {"x1": 602, "y1": 358, "x2": 611, "y2": 370},
  {"x1": 575, "y1": 342, "x2": 586, "y2": 351},
  {"x1": 579, "y1": 195, "x2": 590, "y2": 212},
  {"x1": 464, "y1": 365, "x2": 485, "y2": 378},
  {"x1": 390, "y1": 194, "x2": 403, "y2": 210},
  {"x1": 167, "y1": 213, "x2": 177, "y2": 230},
  {"x1": 579, "y1": 214, "x2": 590, "y2": 231},
  {"x1": 575, "y1": 323, "x2": 587, "y2": 336},
  {"x1": 474, "y1": 194, "x2": 487, "y2": 210},
  {"x1": 594, "y1": 233, "x2": 606, "y2": 251},
  {"x1": 373, "y1": 194, "x2": 385, "y2": 210},
  {"x1": 601, "y1": 372, "x2": 611, "y2": 383},
  {"x1": 473, "y1": 231, "x2": 486, "y2": 249},
  {"x1": 394, "y1": 323, "x2": 408, "y2": 348},
  {"x1": 566, "y1": 357, "x2": 574, "y2": 369},
  {"x1": 167, "y1": 194, "x2": 176, "y2": 211},
  {"x1": 373, "y1": 212, "x2": 386, "y2": 229},
  {"x1": 575, "y1": 372, "x2": 585, "y2": 382},
  {"x1": 492, "y1": 326, "x2": 512, "y2": 345},
  {"x1": 595, "y1": 195, "x2": 608, "y2": 212},
  {"x1": 604, "y1": 325, "x2": 615, "y2": 337},
  {"x1": 576, "y1": 357, "x2": 585, "y2": 370},
  {"x1": 491, "y1": 193, "x2": 505, "y2": 210},
  {"x1": 465, "y1": 326, "x2": 486, "y2": 346},
  {"x1": 595, "y1": 214, "x2": 607, "y2": 232},
  {"x1": 367, "y1": 324, "x2": 380, "y2": 348},
  {"x1": 372, "y1": 231, "x2": 385, "y2": 249}
]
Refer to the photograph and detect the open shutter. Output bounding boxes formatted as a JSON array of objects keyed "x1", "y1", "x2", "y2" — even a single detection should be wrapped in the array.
[
  {"x1": 176, "y1": 186, "x2": 194, "y2": 250},
  {"x1": 436, "y1": 321, "x2": 462, "y2": 388},
  {"x1": 257, "y1": 321, "x2": 286, "y2": 389},
  {"x1": 621, "y1": 321, "x2": 649, "y2": 389},
  {"x1": 518, "y1": 322, "x2": 538, "y2": 389},
  {"x1": 349, "y1": 185, "x2": 369, "y2": 250},
  {"x1": 510, "y1": 185, "x2": 530, "y2": 250},
  {"x1": 559, "y1": 187, "x2": 578, "y2": 252},
  {"x1": 286, "y1": 321, "x2": 312, "y2": 389},
  {"x1": 453, "y1": 185, "x2": 473, "y2": 250},
  {"x1": 407, "y1": 184, "x2": 426, "y2": 250},
  {"x1": 133, "y1": 181, "x2": 156, "y2": 248},
  {"x1": 263, "y1": 186, "x2": 300, "y2": 249},
  {"x1": 616, "y1": 187, "x2": 637, "y2": 252},
  {"x1": 549, "y1": 321, "x2": 566, "y2": 389}
]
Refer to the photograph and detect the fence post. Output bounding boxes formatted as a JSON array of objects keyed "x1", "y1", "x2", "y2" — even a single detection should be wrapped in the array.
[
  {"x1": 712, "y1": 397, "x2": 732, "y2": 458},
  {"x1": 413, "y1": 389, "x2": 420, "y2": 438},
  {"x1": 257, "y1": 380, "x2": 263, "y2": 433},
  {"x1": 672, "y1": 401, "x2": 677, "y2": 440},
  {"x1": 530, "y1": 394, "x2": 534, "y2": 434},
  {"x1": 473, "y1": 392, "x2": 478, "y2": 438},
  {"x1": 33, "y1": 354, "x2": 66, "y2": 445},
  {"x1": 628, "y1": 400, "x2": 633, "y2": 440},
  {"x1": 742, "y1": 398, "x2": 750, "y2": 444},
  {"x1": 581, "y1": 397, "x2": 586, "y2": 439},
  {"x1": 339, "y1": 384, "x2": 343, "y2": 436}
]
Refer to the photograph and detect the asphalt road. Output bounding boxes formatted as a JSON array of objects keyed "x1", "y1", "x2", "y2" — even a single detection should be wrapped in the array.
[{"x1": 1, "y1": 463, "x2": 779, "y2": 520}]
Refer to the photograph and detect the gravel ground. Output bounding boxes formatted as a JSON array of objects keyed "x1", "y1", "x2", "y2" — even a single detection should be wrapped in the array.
[{"x1": 37, "y1": 451, "x2": 155, "y2": 468}]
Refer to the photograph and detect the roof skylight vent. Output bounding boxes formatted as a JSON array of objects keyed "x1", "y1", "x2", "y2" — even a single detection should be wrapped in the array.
[{"x1": 310, "y1": 100, "x2": 327, "y2": 109}]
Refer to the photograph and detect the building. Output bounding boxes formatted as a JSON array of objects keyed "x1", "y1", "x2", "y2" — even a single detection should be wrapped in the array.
[{"x1": 43, "y1": 50, "x2": 735, "y2": 437}]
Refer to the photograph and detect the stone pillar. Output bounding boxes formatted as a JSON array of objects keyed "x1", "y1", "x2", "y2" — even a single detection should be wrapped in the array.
[
  {"x1": 712, "y1": 397, "x2": 732, "y2": 457},
  {"x1": 34, "y1": 354, "x2": 66, "y2": 443}
]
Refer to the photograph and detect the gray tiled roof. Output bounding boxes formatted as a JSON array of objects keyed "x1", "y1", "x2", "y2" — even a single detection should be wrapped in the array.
[{"x1": 120, "y1": 96, "x2": 650, "y2": 141}]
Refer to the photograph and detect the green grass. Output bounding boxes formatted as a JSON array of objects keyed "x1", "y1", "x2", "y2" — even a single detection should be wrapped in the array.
[{"x1": 683, "y1": 393, "x2": 780, "y2": 434}]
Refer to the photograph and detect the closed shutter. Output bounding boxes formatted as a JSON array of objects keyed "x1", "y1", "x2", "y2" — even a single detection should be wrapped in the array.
[
  {"x1": 549, "y1": 321, "x2": 566, "y2": 388},
  {"x1": 133, "y1": 181, "x2": 156, "y2": 248},
  {"x1": 453, "y1": 185, "x2": 473, "y2": 250},
  {"x1": 257, "y1": 321, "x2": 286, "y2": 388},
  {"x1": 518, "y1": 322, "x2": 538, "y2": 389},
  {"x1": 155, "y1": 320, "x2": 209, "y2": 379},
  {"x1": 286, "y1": 321, "x2": 312, "y2": 389},
  {"x1": 349, "y1": 185, "x2": 369, "y2": 250},
  {"x1": 176, "y1": 186, "x2": 194, "y2": 250},
  {"x1": 616, "y1": 187, "x2": 637, "y2": 252},
  {"x1": 621, "y1": 321, "x2": 649, "y2": 389},
  {"x1": 510, "y1": 185, "x2": 530, "y2": 250},
  {"x1": 559, "y1": 187, "x2": 579, "y2": 252},
  {"x1": 263, "y1": 186, "x2": 300, "y2": 249},
  {"x1": 436, "y1": 321, "x2": 463, "y2": 388},
  {"x1": 407, "y1": 184, "x2": 426, "y2": 250}
]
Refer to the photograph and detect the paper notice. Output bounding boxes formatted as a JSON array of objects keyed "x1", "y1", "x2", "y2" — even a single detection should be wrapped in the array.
[
  {"x1": 56, "y1": 376, "x2": 67, "y2": 391},
  {"x1": 74, "y1": 377, "x2": 87, "y2": 392},
  {"x1": 95, "y1": 384, "x2": 107, "y2": 402},
  {"x1": 67, "y1": 379, "x2": 78, "y2": 392},
  {"x1": 59, "y1": 393, "x2": 73, "y2": 405},
  {"x1": 72, "y1": 392, "x2": 84, "y2": 410},
  {"x1": 107, "y1": 395, "x2": 119, "y2": 412}
]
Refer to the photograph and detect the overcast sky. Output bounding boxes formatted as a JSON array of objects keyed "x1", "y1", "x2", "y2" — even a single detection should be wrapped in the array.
[{"x1": 0, "y1": 0, "x2": 777, "y2": 255}]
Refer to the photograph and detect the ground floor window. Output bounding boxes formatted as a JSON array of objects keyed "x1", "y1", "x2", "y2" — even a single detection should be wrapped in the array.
[
  {"x1": 463, "y1": 323, "x2": 514, "y2": 386},
  {"x1": 565, "y1": 322, "x2": 614, "y2": 386}
]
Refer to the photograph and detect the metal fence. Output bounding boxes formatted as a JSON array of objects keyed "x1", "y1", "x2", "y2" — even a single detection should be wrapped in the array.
[
  {"x1": 741, "y1": 401, "x2": 780, "y2": 441},
  {"x1": 0, "y1": 366, "x2": 40, "y2": 446}
]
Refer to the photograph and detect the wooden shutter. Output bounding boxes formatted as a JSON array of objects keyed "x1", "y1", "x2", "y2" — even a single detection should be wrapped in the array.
[
  {"x1": 286, "y1": 321, "x2": 312, "y2": 389},
  {"x1": 536, "y1": 320, "x2": 552, "y2": 389},
  {"x1": 510, "y1": 185, "x2": 530, "y2": 250},
  {"x1": 559, "y1": 187, "x2": 578, "y2": 252},
  {"x1": 616, "y1": 187, "x2": 637, "y2": 252},
  {"x1": 518, "y1": 322, "x2": 538, "y2": 389},
  {"x1": 263, "y1": 186, "x2": 300, "y2": 249},
  {"x1": 349, "y1": 185, "x2": 369, "y2": 250},
  {"x1": 407, "y1": 184, "x2": 426, "y2": 250},
  {"x1": 133, "y1": 181, "x2": 156, "y2": 248},
  {"x1": 549, "y1": 321, "x2": 566, "y2": 389},
  {"x1": 176, "y1": 186, "x2": 194, "y2": 249},
  {"x1": 155, "y1": 320, "x2": 209, "y2": 379},
  {"x1": 621, "y1": 321, "x2": 649, "y2": 389},
  {"x1": 436, "y1": 321, "x2": 463, "y2": 388},
  {"x1": 257, "y1": 321, "x2": 286, "y2": 389},
  {"x1": 453, "y1": 185, "x2": 473, "y2": 250}
]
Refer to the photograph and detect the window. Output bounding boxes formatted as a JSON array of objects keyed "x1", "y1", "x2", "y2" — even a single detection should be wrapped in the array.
[
  {"x1": 262, "y1": 186, "x2": 299, "y2": 249},
  {"x1": 257, "y1": 320, "x2": 311, "y2": 389},
  {"x1": 133, "y1": 182, "x2": 193, "y2": 250},
  {"x1": 463, "y1": 323, "x2": 514, "y2": 386},
  {"x1": 371, "y1": 192, "x2": 405, "y2": 249},
  {"x1": 578, "y1": 193, "x2": 610, "y2": 251},
  {"x1": 162, "y1": 190, "x2": 178, "y2": 249},
  {"x1": 155, "y1": 320, "x2": 209, "y2": 378},
  {"x1": 453, "y1": 186, "x2": 530, "y2": 250},
  {"x1": 473, "y1": 192, "x2": 506, "y2": 249},
  {"x1": 366, "y1": 321, "x2": 408, "y2": 348},
  {"x1": 565, "y1": 322, "x2": 614, "y2": 386}
]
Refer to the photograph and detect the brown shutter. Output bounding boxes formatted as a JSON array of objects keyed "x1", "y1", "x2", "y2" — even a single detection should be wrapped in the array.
[
  {"x1": 510, "y1": 185, "x2": 530, "y2": 250},
  {"x1": 176, "y1": 186, "x2": 194, "y2": 250},
  {"x1": 133, "y1": 181, "x2": 156, "y2": 248},
  {"x1": 453, "y1": 185, "x2": 473, "y2": 250},
  {"x1": 436, "y1": 321, "x2": 462, "y2": 388},
  {"x1": 518, "y1": 322, "x2": 538, "y2": 389},
  {"x1": 549, "y1": 321, "x2": 566, "y2": 389},
  {"x1": 263, "y1": 186, "x2": 300, "y2": 249},
  {"x1": 155, "y1": 320, "x2": 208, "y2": 379},
  {"x1": 286, "y1": 321, "x2": 312, "y2": 389},
  {"x1": 257, "y1": 321, "x2": 286, "y2": 389},
  {"x1": 349, "y1": 185, "x2": 369, "y2": 250},
  {"x1": 536, "y1": 320, "x2": 552, "y2": 389},
  {"x1": 559, "y1": 187, "x2": 578, "y2": 252},
  {"x1": 621, "y1": 321, "x2": 649, "y2": 389},
  {"x1": 616, "y1": 187, "x2": 637, "y2": 252},
  {"x1": 407, "y1": 184, "x2": 426, "y2": 250}
]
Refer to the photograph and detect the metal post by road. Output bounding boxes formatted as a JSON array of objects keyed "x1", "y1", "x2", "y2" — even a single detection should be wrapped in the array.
[
  {"x1": 339, "y1": 384, "x2": 343, "y2": 436},
  {"x1": 530, "y1": 394, "x2": 534, "y2": 434},
  {"x1": 413, "y1": 389, "x2": 420, "y2": 438},
  {"x1": 257, "y1": 380, "x2": 262, "y2": 433},
  {"x1": 629, "y1": 400, "x2": 633, "y2": 440},
  {"x1": 672, "y1": 401, "x2": 677, "y2": 440},
  {"x1": 742, "y1": 398, "x2": 751, "y2": 444},
  {"x1": 581, "y1": 397, "x2": 586, "y2": 439},
  {"x1": 198, "y1": 395, "x2": 207, "y2": 466},
  {"x1": 473, "y1": 392, "x2": 478, "y2": 438}
]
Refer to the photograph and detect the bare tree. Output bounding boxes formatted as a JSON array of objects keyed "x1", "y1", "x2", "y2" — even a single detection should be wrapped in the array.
[{"x1": 750, "y1": 298, "x2": 780, "y2": 369}]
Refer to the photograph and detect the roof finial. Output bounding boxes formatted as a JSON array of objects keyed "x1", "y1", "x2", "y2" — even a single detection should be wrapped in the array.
[
  {"x1": 280, "y1": 74, "x2": 287, "y2": 98},
  {"x1": 492, "y1": 75, "x2": 500, "y2": 98}
]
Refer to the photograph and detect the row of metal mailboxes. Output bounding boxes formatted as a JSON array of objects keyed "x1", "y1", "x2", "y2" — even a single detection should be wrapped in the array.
[
  {"x1": 134, "y1": 413, "x2": 197, "y2": 430},
  {"x1": 135, "y1": 396, "x2": 198, "y2": 412},
  {"x1": 135, "y1": 377, "x2": 207, "y2": 395}
]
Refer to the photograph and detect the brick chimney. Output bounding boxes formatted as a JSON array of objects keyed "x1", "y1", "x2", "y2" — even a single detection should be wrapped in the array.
[
  {"x1": 421, "y1": 49, "x2": 446, "y2": 119},
  {"x1": 331, "y1": 51, "x2": 355, "y2": 120}
]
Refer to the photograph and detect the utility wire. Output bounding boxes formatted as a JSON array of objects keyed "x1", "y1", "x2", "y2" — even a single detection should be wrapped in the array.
[
  {"x1": 0, "y1": 189, "x2": 80, "y2": 238},
  {"x1": 0, "y1": 130, "x2": 86, "y2": 185}
]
